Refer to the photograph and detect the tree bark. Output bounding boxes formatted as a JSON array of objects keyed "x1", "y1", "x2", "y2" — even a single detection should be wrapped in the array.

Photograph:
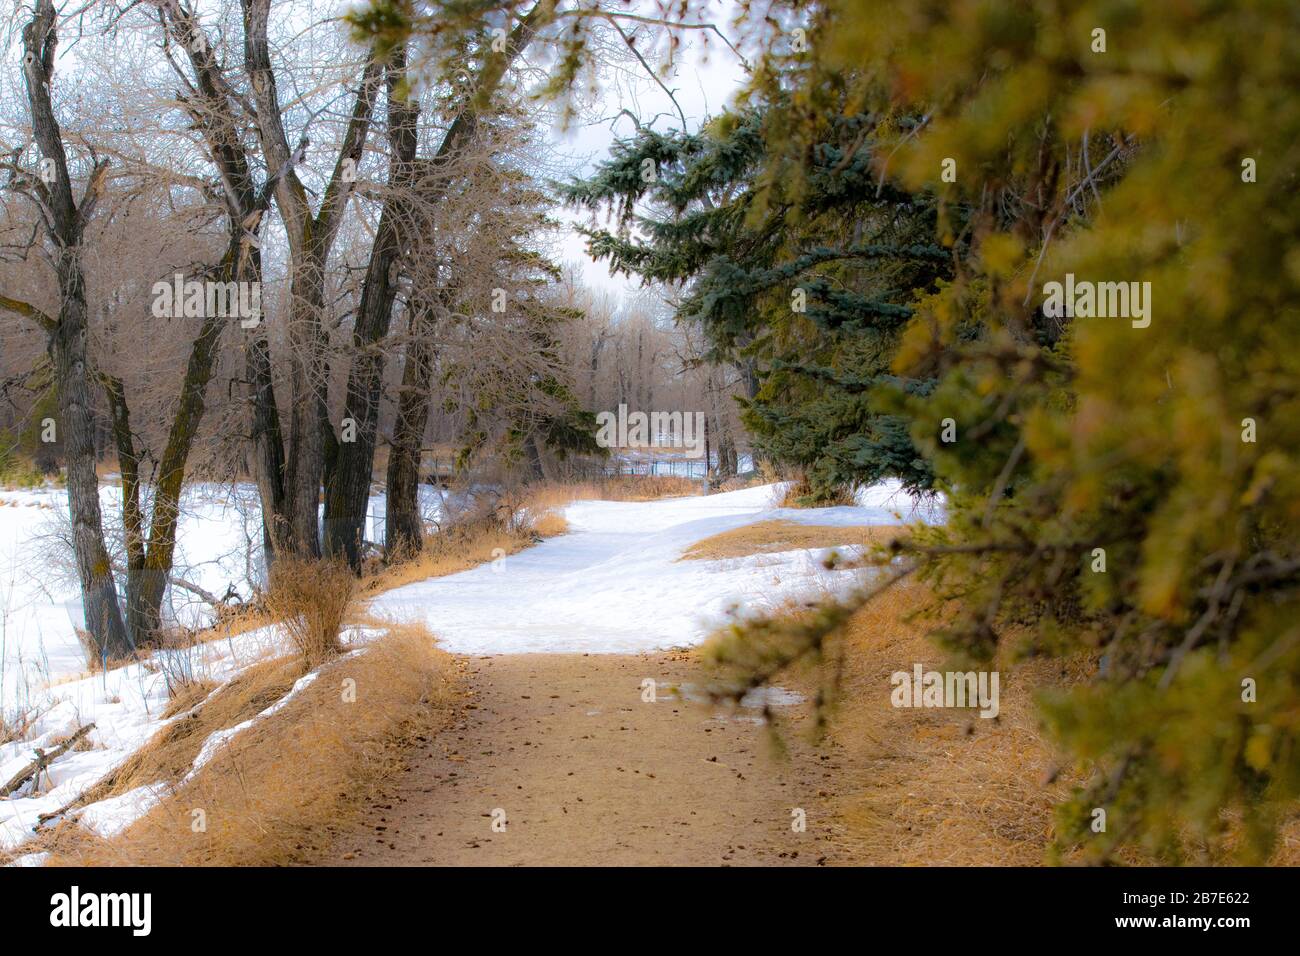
[
  {"x1": 21, "y1": 0, "x2": 131, "y2": 658},
  {"x1": 242, "y1": 0, "x2": 383, "y2": 559},
  {"x1": 325, "y1": 44, "x2": 420, "y2": 568},
  {"x1": 384, "y1": 303, "x2": 438, "y2": 558},
  {"x1": 330, "y1": 4, "x2": 554, "y2": 566}
]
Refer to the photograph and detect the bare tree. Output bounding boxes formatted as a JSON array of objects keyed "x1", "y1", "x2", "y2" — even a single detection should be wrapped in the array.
[{"x1": 1, "y1": 0, "x2": 129, "y2": 656}]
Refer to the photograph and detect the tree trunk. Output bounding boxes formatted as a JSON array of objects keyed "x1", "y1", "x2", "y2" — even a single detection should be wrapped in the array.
[
  {"x1": 243, "y1": 0, "x2": 384, "y2": 560},
  {"x1": 246, "y1": 325, "x2": 288, "y2": 556},
  {"x1": 157, "y1": 1, "x2": 284, "y2": 566},
  {"x1": 281, "y1": 265, "x2": 327, "y2": 559},
  {"x1": 524, "y1": 431, "x2": 545, "y2": 482},
  {"x1": 21, "y1": 0, "x2": 130, "y2": 658},
  {"x1": 51, "y1": 263, "x2": 131, "y2": 657},
  {"x1": 326, "y1": 45, "x2": 420, "y2": 568},
  {"x1": 333, "y1": 3, "x2": 552, "y2": 564},
  {"x1": 385, "y1": 304, "x2": 437, "y2": 558}
]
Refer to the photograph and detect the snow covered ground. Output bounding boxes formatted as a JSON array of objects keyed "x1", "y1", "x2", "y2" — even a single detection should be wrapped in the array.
[
  {"x1": 0, "y1": 480, "x2": 435, "y2": 858},
  {"x1": 0, "y1": 482, "x2": 446, "y2": 708},
  {"x1": 0, "y1": 477, "x2": 938, "y2": 859},
  {"x1": 370, "y1": 480, "x2": 941, "y2": 655},
  {"x1": 0, "y1": 484, "x2": 265, "y2": 713},
  {"x1": 0, "y1": 621, "x2": 379, "y2": 854}
]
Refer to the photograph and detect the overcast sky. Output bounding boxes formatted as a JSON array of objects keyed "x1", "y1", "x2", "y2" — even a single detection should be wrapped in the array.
[{"x1": 545, "y1": 8, "x2": 750, "y2": 305}]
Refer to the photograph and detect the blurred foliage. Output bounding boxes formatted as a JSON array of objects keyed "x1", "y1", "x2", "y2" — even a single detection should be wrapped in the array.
[{"x1": 724, "y1": 0, "x2": 1300, "y2": 863}]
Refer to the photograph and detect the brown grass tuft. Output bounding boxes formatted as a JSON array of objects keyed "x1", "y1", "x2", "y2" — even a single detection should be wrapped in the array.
[
  {"x1": 778, "y1": 476, "x2": 857, "y2": 508},
  {"x1": 680, "y1": 520, "x2": 903, "y2": 561},
  {"x1": 159, "y1": 680, "x2": 220, "y2": 720},
  {"x1": 532, "y1": 511, "x2": 568, "y2": 538},
  {"x1": 265, "y1": 558, "x2": 359, "y2": 665},
  {"x1": 40, "y1": 623, "x2": 459, "y2": 866}
]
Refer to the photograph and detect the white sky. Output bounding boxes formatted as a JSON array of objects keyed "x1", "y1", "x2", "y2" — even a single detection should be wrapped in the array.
[{"x1": 545, "y1": 10, "x2": 751, "y2": 304}]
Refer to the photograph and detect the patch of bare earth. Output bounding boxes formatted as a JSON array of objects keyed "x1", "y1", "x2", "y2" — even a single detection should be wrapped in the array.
[{"x1": 320, "y1": 652, "x2": 848, "y2": 866}]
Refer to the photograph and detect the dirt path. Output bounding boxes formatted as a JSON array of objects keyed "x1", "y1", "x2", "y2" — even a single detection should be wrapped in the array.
[{"x1": 326, "y1": 651, "x2": 847, "y2": 866}]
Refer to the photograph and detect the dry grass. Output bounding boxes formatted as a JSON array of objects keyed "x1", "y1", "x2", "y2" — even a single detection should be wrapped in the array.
[
  {"x1": 362, "y1": 524, "x2": 535, "y2": 595},
  {"x1": 680, "y1": 520, "x2": 904, "y2": 561},
  {"x1": 693, "y1": 561, "x2": 1082, "y2": 866},
  {"x1": 159, "y1": 679, "x2": 220, "y2": 720},
  {"x1": 40, "y1": 622, "x2": 460, "y2": 866},
  {"x1": 532, "y1": 511, "x2": 569, "y2": 538},
  {"x1": 70, "y1": 655, "x2": 309, "y2": 803},
  {"x1": 265, "y1": 558, "x2": 358, "y2": 666},
  {"x1": 820, "y1": 582, "x2": 1082, "y2": 865},
  {"x1": 526, "y1": 474, "x2": 699, "y2": 506},
  {"x1": 189, "y1": 601, "x2": 282, "y2": 644},
  {"x1": 716, "y1": 472, "x2": 764, "y2": 493},
  {"x1": 601, "y1": 474, "x2": 700, "y2": 500},
  {"x1": 765, "y1": 580, "x2": 1300, "y2": 866},
  {"x1": 779, "y1": 477, "x2": 857, "y2": 508}
]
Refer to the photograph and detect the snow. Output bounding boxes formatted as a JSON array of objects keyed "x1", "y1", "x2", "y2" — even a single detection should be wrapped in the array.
[
  {"x1": 0, "y1": 476, "x2": 939, "y2": 858},
  {"x1": 0, "y1": 621, "x2": 381, "y2": 853},
  {"x1": 0, "y1": 484, "x2": 267, "y2": 711},
  {"x1": 369, "y1": 480, "x2": 940, "y2": 655},
  {"x1": 0, "y1": 481, "x2": 446, "y2": 707},
  {"x1": 0, "y1": 617, "x2": 327, "y2": 848}
]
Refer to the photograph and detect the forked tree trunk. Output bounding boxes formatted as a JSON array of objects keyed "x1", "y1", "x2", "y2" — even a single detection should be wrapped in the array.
[
  {"x1": 330, "y1": 6, "x2": 551, "y2": 566},
  {"x1": 156, "y1": 0, "x2": 286, "y2": 566},
  {"x1": 326, "y1": 45, "x2": 420, "y2": 568},
  {"x1": 242, "y1": 0, "x2": 383, "y2": 561}
]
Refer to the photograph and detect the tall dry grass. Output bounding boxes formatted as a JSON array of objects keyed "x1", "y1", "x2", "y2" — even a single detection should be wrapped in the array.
[
  {"x1": 39, "y1": 622, "x2": 458, "y2": 866},
  {"x1": 265, "y1": 558, "x2": 359, "y2": 665},
  {"x1": 521, "y1": 474, "x2": 699, "y2": 509},
  {"x1": 778, "y1": 475, "x2": 857, "y2": 508}
]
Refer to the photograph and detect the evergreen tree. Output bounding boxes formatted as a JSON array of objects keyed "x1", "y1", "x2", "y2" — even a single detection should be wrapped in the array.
[
  {"x1": 562, "y1": 95, "x2": 960, "y2": 499},
  {"x1": 704, "y1": 0, "x2": 1300, "y2": 863}
]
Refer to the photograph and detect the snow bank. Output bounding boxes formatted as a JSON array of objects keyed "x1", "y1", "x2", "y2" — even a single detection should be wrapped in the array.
[{"x1": 370, "y1": 481, "x2": 940, "y2": 655}]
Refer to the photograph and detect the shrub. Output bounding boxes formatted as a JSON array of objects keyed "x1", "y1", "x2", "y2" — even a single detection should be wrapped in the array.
[{"x1": 265, "y1": 558, "x2": 358, "y2": 666}]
